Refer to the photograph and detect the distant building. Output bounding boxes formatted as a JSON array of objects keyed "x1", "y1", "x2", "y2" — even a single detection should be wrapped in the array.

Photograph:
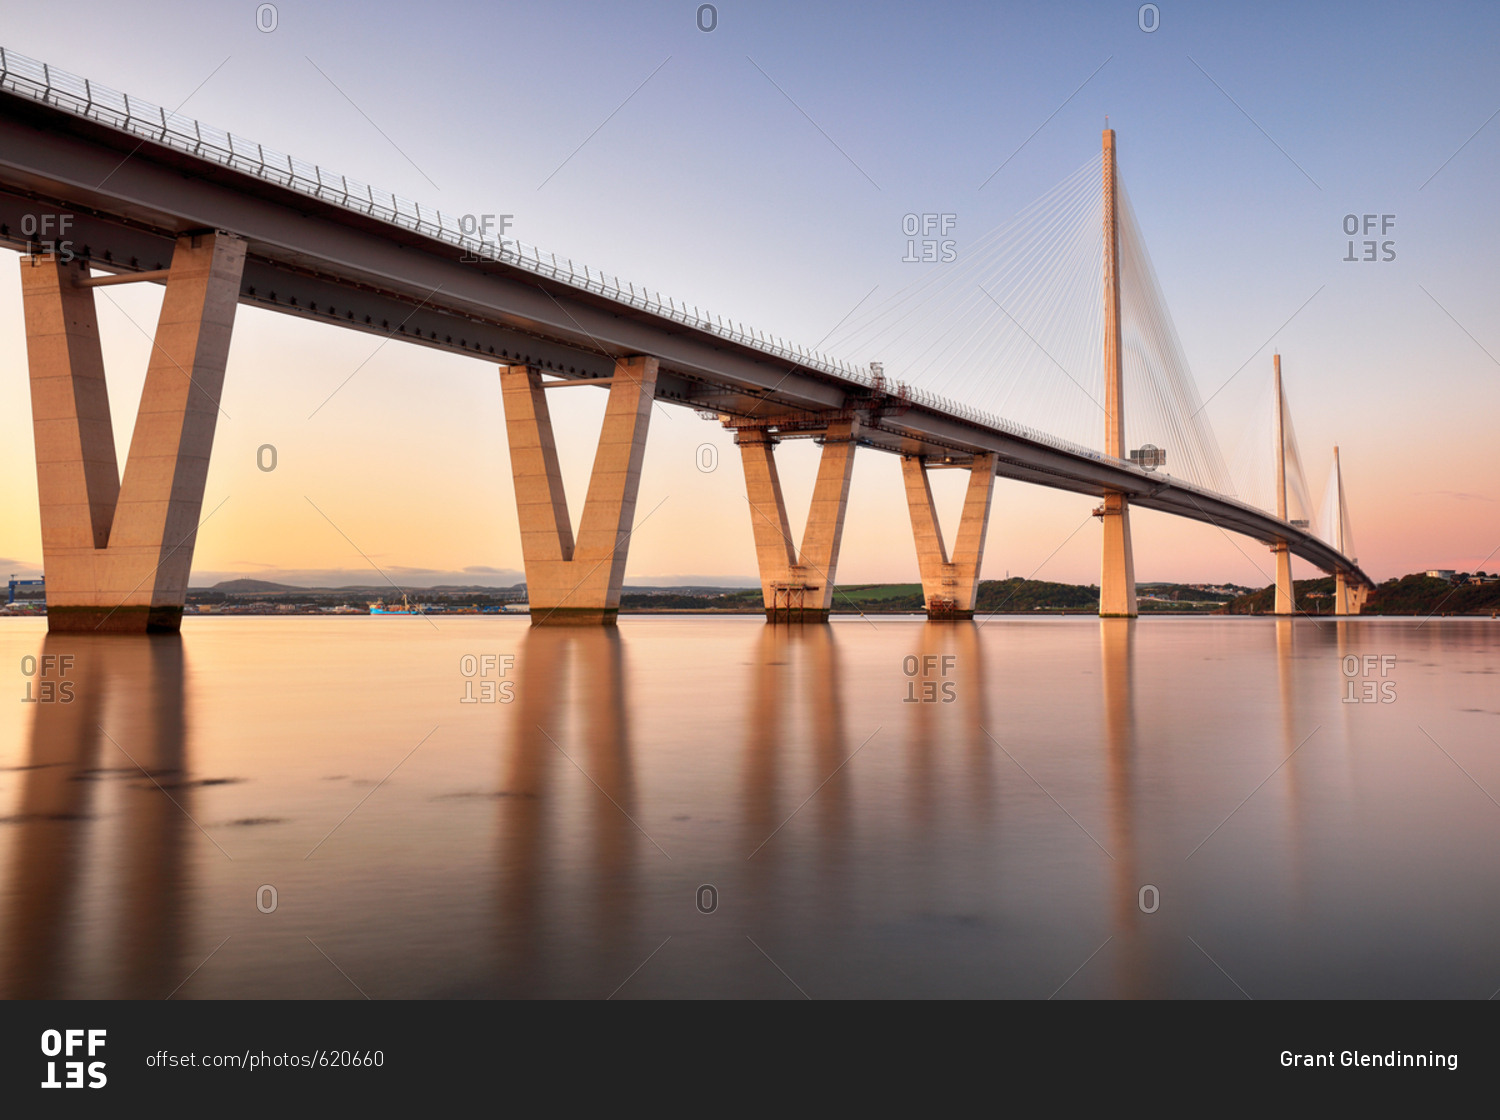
[{"x1": 1425, "y1": 570, "x2": 1456, "y2": 581}]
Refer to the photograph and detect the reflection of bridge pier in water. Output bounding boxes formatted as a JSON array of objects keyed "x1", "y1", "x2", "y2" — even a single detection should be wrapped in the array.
[
  {"x1": 741, "y1": 624, "x2": 854, "y2": 920},
  {"x1": 1277, "y1": 616, "x2": 1334, "y2": 908},
  {"x1": 906, "y1": 622, "x2": 993, "y2": 831},
  {"x1": 494, "y1": 627, "x2": 638, "y2": 997},
  {"x1": 2, "y1": 635, "x2": 105, "y2": 998},
  {"x1": 802, "y1": 627, "x2": 851, "y2": 869},
  {"x1": 1100, "y1": 618, "x2": 1149, "y2": 998},
  {"x1": 1, "y1": 634, "x2": 189, "y2": 998},
  {"x1": 1276, "y1": 619, "x2": 1300, "y2": 853}
]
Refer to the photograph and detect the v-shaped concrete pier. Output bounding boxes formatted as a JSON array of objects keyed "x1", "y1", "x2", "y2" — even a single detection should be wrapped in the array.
[{"x1": 23, "y1": 233, "x2": 245, "y2": 631}]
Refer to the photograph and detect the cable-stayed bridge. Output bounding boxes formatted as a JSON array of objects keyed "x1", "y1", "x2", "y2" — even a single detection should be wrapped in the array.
[{"x1": 0, "y1": 48, "x2": 1370, "y2": 630}]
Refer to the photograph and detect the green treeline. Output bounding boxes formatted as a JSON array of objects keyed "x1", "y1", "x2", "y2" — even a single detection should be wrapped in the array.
[{"x1": 1226, "y1": 573, "x2": 1500, "y2": 615}]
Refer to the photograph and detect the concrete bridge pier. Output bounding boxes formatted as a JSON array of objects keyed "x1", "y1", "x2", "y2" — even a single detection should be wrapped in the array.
[
  {"x1": 1333, "y1": 572, "x2": 1368, "y2": 615},
  {"x1": 1273, "y1": 542, "x2": 1295, "y2": 615},
  {"x1": 1099, "y1": 493, "x2": 1138, "y2": 618},
  {"x1": 901, "y1": 453, "x2": 996, "y2": 620},
  {"x1": 500, "y1": 357, "x2": 658, "y2": 625},
  {"x1": 1328, "y1": 448, "x2": 1364, "y2": 616},
  {"x1": 24, "y1": 232, "x2": 246, "y2": 632},
  {"x1": 735, "y1": 419, "x2": 858, "y2": 622}
]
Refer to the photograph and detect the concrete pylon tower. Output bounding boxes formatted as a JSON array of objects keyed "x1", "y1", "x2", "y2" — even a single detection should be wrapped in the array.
[
  {"x1": 1272, "y1": 354, "x2": 1295, "y2": 615},
  {"x1": 1099, "y1": 127, "x2": 1137, "y2": 618},
  {"x1": 1331, "y1": 444, "x2": 1352, "y2": 615}
]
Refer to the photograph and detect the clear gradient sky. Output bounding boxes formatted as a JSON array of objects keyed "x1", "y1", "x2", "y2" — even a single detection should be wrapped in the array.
[{"x1": 1, "y1": 0, "x2": 1496, "y2": 588}]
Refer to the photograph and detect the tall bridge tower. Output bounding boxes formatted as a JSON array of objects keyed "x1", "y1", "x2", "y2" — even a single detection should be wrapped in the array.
[
  {"x1": 1272, "y1": 354, "x2": 1295, "y2": 615},
  {"x1": 1099, "y1": 127, "x2": 1138, "y2": 618},
  {"x1": 1328, "y1": 446, "x2": 1366, "y2": 615}
]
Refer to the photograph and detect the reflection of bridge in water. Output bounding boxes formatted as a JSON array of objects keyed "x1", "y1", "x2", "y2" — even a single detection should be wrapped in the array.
[
  {"x1": 1, "y1": 49, "x2": 1370, "y2": 633},
  {"x1": 6, "y1": 617, "x2": 1488, "y2": 997},
  {"x1": 443, "y1": 620, "x2": 1183, "y2": 998},
  {"x1": 2, "y1": 634, "x2": 189, "y2": 998}
]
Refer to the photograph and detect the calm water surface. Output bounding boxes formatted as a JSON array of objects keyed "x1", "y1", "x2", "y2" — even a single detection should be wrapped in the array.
[{"x1": 2, "y1": 615, "x2": 1497, "y2": 999}]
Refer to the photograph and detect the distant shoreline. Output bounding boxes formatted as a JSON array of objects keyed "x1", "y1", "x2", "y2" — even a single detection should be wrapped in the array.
[{"x1": 4, "y1": 572, "x2": 1494, "y2": 619}]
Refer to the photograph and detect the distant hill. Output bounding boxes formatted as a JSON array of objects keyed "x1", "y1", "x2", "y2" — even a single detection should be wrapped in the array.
[
  {"x1": 622, "y1": 584, "x2": 757, "y2": 595},
  {"x1": 975, "y1": 578, "x2": 1099, "y2": 612},
  {"x1": 209, "y1": 578, "x2": 302, "y2": 593},
  {"x1": 421, "y1": 584, "x2": 528, "y2": 593},
  {"x1": 1364, "y1": 574, "x2": 1500, "y2": 615}
]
